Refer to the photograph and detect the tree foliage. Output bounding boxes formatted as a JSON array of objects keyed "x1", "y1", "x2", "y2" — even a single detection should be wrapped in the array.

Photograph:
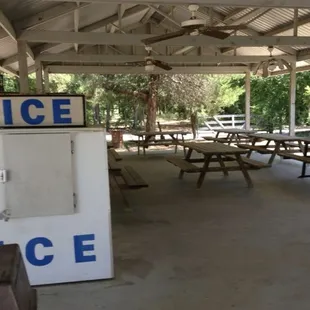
[
  {"x1": 226, "y1": 72, "x2": 310, "y2": 132},
  {"x1": 1, "y1": 71, "x2": 310, "y2": 133}
]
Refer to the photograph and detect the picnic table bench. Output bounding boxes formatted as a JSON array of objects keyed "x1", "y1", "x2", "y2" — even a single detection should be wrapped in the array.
[
  {"x1": 121, "y1": 166, "x2": 148, "y2": 189},
  {"x1": 167, "y1": 142, "x2": 258, "y2": 188},
  {"x1": 277, "y1": 151, "x2": 310, "y2": 164},
  {"x1": 108, "y1": 156, "x2": 148, "y2": 208},
  {"x1": 130, "y1": 130, "x2": 189, "y2": 155},
  {"x1": 107, "y1": 146, "x2": 148, "y2": 190},
  {"x1": 108, "y1": 159, "x2": 122, "y2": 173},
  {"x1": 225, "y1": 155, "x2": 271, "y2": 169},
  {"x1": 108, "y1": 148, "x2": 122, "y2": 172},
  {"x1": 108, "y1": 148, "x2": 122, "y2": 161},
  {"x1": 108, "y1": 156, "x2": 148, "y2": 191},
  {"x1": 278, "y1": 137, "x2": 310, "y2": 178}
]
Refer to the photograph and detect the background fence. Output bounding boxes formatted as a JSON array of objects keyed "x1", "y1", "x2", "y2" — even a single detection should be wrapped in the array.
[{"x1": 203, "y1": 114, "x2": 246, "y2": 131}]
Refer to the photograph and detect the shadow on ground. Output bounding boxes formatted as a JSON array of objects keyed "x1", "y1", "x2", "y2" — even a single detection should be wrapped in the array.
[{"x1": 39, "y1": 150, "x2": 310, "y2": 310}]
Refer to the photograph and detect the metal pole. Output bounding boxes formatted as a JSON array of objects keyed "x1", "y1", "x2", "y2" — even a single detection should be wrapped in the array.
[
  {"x1": 289, "y1": 61, "x2": 297, "y2": 136},
  {"x1": 245, "y1": 71, "x2": 251, "y2": 130}
]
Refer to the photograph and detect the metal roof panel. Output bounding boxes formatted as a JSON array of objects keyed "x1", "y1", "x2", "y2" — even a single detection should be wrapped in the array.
[
  {"x1": 0, "y1": 0, "x2": 56, "y2": 22},
  {"x1": 249, "y1": 8, "x2": 310, "y2": 33}
]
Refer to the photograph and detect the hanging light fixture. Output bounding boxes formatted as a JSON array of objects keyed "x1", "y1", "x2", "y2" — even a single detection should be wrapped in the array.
[
  {"x1": 268, "y1": 59, "x2": 278, "y2": 72},
  {"x1": 145, "y1": 61, "x2": 155, "y2": 72},
  {"x1": 253, "y1": 46, "x2": 292, "y2": 77},
  {"x1": 267, "y1": 46, "x2": 278, "y2": 72}
]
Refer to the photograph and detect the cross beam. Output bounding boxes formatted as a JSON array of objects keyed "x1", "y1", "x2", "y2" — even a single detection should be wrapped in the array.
[
  {"x1": 38, "y1": 53, "x2": 295, "y2": 63},
  {"x1": 32, "y1": 5, "x2": 148, "y2": 55},
  {"x1": 19, "y1": 31, "x2": 310, "y2": 47},
  {"x1": 47, "y1": 65, "x2": 250, "y2": 74}
]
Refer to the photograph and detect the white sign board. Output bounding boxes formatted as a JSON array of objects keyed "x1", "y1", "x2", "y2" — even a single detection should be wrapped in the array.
[{"x1": 0, "y1": 95, "x2": 85, "y2": 127}]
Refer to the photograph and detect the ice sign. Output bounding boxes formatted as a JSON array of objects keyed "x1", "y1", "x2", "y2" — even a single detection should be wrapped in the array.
[{"x1": 0, "y1": 95, "x2": 85, "y2": 127}]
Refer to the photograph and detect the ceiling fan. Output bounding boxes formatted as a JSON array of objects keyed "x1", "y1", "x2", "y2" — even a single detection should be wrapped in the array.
[
  {"x1": 253, "y1": 46, "x2": 292, "y2": 77},
  {"x1": 124, "y1": 46, "x2": 172, "y2": 72},
  {"x1": 141, "y1": 4, "x2": 248, "y2": 46}
]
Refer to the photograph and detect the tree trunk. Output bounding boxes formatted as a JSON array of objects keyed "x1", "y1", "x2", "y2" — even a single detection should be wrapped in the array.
[
  {"x1": 146, "y1": 74, "x2": 159, "y2": 132},
  {"x1": 106, "y1": 101, "x2": 111, "y2": 130},
  {"x1": 94, "y1": 104, "x2": 100, "y2": 125},
  {"x1": 0, "y1": 74, "x2": 4, "y2": 92},
  {"x1": 190, "y1": 112, "x2": 198, "y2": 139}
]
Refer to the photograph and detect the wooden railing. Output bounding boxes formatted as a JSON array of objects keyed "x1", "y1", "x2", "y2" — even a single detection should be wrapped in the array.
[{"x1": 203, "y1": 114, "x2": 246, "y2": 131}]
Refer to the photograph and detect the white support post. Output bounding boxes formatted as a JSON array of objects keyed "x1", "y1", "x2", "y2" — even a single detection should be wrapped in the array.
[
  {"x1": 17, "y1": 40, "x2": 29, "y2": 94},
  {"x1": 44, "y1": 68, "x2": 50, "y2": 93},
  {"x1": 245, "y1": 71, "x2": 251, "y2": 130},
  {"x1": 35, "y1": 60, "x2": 43, "y2": 94},
  {"x1": 289, "y1": 62, "x2": 297, "y2": 136}
]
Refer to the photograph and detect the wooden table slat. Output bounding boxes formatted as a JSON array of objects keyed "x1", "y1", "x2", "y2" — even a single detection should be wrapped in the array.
[
  {"x1": 214, "y1": 129, "x2": 257, "y2": 134},
  {"x1": 130, "y1": 131, "x2": 189, "y2": 137},
  {"x1": 180, "y1": 142, "x2": 247, "y2": 155},
  {"x1": 248, "y1": 133, "x2": 301, "y2": 142}
]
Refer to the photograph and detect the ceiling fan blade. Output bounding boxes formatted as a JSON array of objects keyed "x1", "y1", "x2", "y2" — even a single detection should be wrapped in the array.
[
  {"x1": 207, "y1": 25, "x2": 248, "y2": 31},
  {"x1": 262, "y1": 62, "x2": 269, "y2": 77},
  {"x1": 281, "y1": 59, "x2": 292, "y2": 72},
  {"x1": 277, "y1": 59, "x2": 285, "y2": 70},
  {"x1": 200, "y1": 30, "x2": 231, "y2": 40},
  {"x1": 141, "y1": 30, "x2": 186, "y2": 45},
  {"x1": 124, "y1": 61, "x2": 145, "y2": 66},
  {"x1": 152, "y1": 60, "x2": 172, "y2": 71}
]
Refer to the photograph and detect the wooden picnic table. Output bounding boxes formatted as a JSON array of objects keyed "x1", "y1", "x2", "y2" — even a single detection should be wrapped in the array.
[
  {"x1": 238, "y1": 133, "x2": 303, "y2": 166},
  {"x1": 204, "y1": 128, "x2": 256, "y2": 145},
  {"x1": 167, "y1": 142, "x2": 253, "y2": 189},
  {"x1": 130, "y1": 130, "x2": 189, "y2": 155}
]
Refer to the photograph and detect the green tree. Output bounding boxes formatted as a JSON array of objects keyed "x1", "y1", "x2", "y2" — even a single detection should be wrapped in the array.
[
  {"x1": 226, "y1": 72, "x2": 310, "y2": 131},
  {"x1": 158, "y1": 75, "x2": 218, "y2": 137}
]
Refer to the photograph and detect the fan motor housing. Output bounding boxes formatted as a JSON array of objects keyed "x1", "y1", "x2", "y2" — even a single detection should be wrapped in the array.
[
  {"x1": 145, "y1": 56, "x2": 154, "y2": 63},
  {"x1": 181, "y1": 19, "x2": 206, "y2": 29}
]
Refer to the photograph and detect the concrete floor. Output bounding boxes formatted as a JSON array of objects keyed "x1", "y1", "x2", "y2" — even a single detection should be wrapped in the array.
[{"x1": 39, "y1": 149, "x2": 310, "y2": 310}]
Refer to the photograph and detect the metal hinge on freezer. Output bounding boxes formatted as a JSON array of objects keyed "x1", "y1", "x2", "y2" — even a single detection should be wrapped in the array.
[
  {"x1": 71, "y1": 140, "x2": 75, "y2": 154},
  {"x1": 0, "y1": 209, "x2": 11, "y2": 222},
  {"x1": 0, "y1": 169, "x2": 7, "y2": 183}
]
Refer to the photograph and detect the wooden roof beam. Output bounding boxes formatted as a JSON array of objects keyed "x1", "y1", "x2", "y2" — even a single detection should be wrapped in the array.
[
  {"x1": 37, "y1": 53, "x2": 295, "y2": 63},
  {"x1": 20, "y1": 31, "x2": 310, "y2": 47},
  {"x1": 47, "y1": 65, "x2": 250, "y2": 74}
]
